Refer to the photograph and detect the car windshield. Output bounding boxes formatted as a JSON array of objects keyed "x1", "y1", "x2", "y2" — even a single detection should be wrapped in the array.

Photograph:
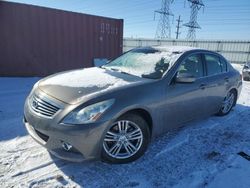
[{"x1": 103, "y1": 47, "x2": 181, "y2": 79}]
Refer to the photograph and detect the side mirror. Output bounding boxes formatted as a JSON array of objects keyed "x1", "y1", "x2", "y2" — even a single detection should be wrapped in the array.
[{"x1": 175, "y1": 73, "x2": 196, "y2": 83}]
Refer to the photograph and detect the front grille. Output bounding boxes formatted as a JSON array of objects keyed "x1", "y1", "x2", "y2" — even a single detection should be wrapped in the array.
[
  {"x1": 35, "y1": 129, "x2": 49, "y2": 142},
  {"x1": 30, "y1": 95, "x2": 60, "y2": 117}
]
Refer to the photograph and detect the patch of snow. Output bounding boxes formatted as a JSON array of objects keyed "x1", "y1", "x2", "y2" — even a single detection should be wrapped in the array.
[
  {"x1": 105, "y1": 51, "x2": 180, "y2": 77},
  {"x1": 41, "y1": 67, "x2": 130, "y2": 88},
  {"x1": 155, "y1": 45, "x2": 200, "y2": 53},
  {"x1": 0, "y1": 78, "x2": 250, "y2": 187},
  {"x1": 232, "y1": 63, "x2": 243, "y2": 72},
  {"x1": 207, "y1": 156, "x2": 250, "y2": 188},
  {"x1": 155, "y1": 134, "x2": 190, "y2": 158}
]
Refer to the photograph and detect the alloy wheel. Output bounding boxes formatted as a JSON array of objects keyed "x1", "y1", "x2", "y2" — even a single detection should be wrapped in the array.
[
  {"x1": 103, "y1": 120, "x2": 143, "y2": 159},
  {"x1": 221, "y1": 92, "x2": 235, "y2": 114}
]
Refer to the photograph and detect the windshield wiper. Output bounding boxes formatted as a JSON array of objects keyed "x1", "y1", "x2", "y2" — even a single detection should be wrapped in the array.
[
  {"x1": 100, "y1": 66, "x2": 120, "y2": 72},
  {"x1": 108, "y1": 67, "x2": 135, "y2": 76},
  {"x1": 99, "y1": 66, "x2": 106, "y2": 69},
  {"x1": 120, "y1": 71, "x2": 132, "y2": 76},
  {"x1": 110, "y1": 67, "x2": 120, "y2": 72}
]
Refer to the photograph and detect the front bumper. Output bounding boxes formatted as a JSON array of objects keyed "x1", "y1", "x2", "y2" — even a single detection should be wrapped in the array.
[{"x1": 23, "y1": 90, "x2": 111, "y2": 162}]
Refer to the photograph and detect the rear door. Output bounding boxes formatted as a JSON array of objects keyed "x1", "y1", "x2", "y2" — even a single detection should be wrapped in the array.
[{"x1": 202, "y1": 53, "x2": 229, "y2": 114}]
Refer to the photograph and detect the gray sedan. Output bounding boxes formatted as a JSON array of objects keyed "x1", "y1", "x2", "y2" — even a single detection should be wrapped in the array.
[{"x1": 23, "y1": 46, "x2": 242, "y2": 163}]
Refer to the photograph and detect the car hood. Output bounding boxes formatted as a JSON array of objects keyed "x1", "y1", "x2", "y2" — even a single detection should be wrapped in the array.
[{"x1": 38, "y1": 67, "x2": 151, "y2": 104}]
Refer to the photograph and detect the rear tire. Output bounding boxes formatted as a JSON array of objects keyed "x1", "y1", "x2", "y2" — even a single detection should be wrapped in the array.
[
  {"x1": 101, "y1": 113, "x2": 150, "y2": 164},
  {"x1": 217, "y1": 90, "x2": 237, "y2": 116}
]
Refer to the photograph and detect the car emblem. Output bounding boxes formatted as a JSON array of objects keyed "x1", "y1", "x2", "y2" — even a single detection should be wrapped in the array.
[{"x1": 32, "y1": 100, "x2": 38, "y2": 109}]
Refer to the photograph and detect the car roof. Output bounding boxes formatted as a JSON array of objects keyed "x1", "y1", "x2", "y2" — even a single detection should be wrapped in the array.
[
  {"x1": 152, "y1": 45, "x2": 202, "y2": 53},
  {"x1": 134, "y1": 46, "x2": 219, "y2": 56}
]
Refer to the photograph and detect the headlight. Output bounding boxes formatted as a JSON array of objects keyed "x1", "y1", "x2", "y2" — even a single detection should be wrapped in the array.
[{"x1": 62, "y1": 99, "x2": 115, "y2": 125}]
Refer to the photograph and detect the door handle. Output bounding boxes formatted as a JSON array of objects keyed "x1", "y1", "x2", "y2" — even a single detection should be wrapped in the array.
[
  {"x1": 199, "y1": 83, "x2": 206, "y2": 90},
  {"x1": 224, "y1": 77, "x2": 229, "y2": 84}
]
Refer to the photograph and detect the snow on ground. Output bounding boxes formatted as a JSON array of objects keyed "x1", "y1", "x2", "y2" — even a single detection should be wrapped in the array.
[{"x1": 0, "y1": 64, "x2": 250, "y2": 188}]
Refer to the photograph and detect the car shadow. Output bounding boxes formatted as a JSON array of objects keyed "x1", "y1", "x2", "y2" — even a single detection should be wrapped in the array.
[{"x1": 51, "y1": 103, "x2": 250, "y2": 187}]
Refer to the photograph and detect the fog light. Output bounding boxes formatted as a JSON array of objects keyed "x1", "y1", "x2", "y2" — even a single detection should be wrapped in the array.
[{"x1": 62, "y1": 142, "x2": 72, "y2": 151}]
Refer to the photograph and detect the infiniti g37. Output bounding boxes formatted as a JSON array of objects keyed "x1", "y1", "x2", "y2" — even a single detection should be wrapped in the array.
[{"x1": 23, "y1": 46, "x2": 242, "y2": 163}]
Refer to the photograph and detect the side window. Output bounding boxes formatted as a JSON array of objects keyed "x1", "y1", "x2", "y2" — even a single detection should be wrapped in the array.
[
  {"x1": 205, "y1": 54, "x2": 224, "y2": 76},
  {"x1": 177, "y1": 54, "x2": 204, "y2": 78}
]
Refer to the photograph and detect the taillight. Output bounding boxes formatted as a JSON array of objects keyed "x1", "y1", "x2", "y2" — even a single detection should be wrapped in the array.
[{"x1": 240, "y1": 74, "x2": 242, "y2": 80}]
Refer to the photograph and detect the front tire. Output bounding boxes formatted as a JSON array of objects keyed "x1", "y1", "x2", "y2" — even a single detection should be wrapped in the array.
[
  {"x1": 217, "y1": 90, "x2": 236, "y2": 116},
  {"x1": 102, "y1": 113, "x2": 150, "y2": 164}
]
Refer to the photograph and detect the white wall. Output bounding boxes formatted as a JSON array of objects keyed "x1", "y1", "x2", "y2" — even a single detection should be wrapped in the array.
[{"x1": 123, "y1": 38, "x2": 250, "y2": 64}]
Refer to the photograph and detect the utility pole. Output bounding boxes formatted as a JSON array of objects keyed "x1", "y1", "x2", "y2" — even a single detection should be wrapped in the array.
[
  {"x1": 183, "y1": 0, "x2": 204, "y2": 40},
  {"x1": 175, "y1": 15, "x2": 182, "y2": 39},
  {"x1": 155, "y1": 0, "x2": 174, "y2": 39}
]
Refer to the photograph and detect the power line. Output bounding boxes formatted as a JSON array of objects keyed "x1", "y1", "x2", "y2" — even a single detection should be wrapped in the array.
[{"x1": 124, "y1": 19, "x2": 250, "y2": 28}]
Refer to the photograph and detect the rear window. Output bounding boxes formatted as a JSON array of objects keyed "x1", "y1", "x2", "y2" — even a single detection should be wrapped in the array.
[{"x1": 205, "y1": 54, "x2": 227, "y2": 76}]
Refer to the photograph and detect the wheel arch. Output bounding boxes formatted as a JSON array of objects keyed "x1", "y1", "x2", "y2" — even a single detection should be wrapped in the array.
[{"x1": 116, "y1": 108, "x2": 153, "y2": 137}]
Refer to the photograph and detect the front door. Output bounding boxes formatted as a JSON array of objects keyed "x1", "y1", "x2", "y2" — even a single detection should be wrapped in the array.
[{"x1": 163, "y1": 53, "x2": 207, "y2": 130}]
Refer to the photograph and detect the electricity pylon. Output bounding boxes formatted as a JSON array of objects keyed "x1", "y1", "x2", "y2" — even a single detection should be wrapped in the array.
[
  {"x1": 155, "y1": 0, "x2": 174, "y2": 39},
  {"x1": 183, "y1": 0, "x2": 204, "y2": 40}
]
